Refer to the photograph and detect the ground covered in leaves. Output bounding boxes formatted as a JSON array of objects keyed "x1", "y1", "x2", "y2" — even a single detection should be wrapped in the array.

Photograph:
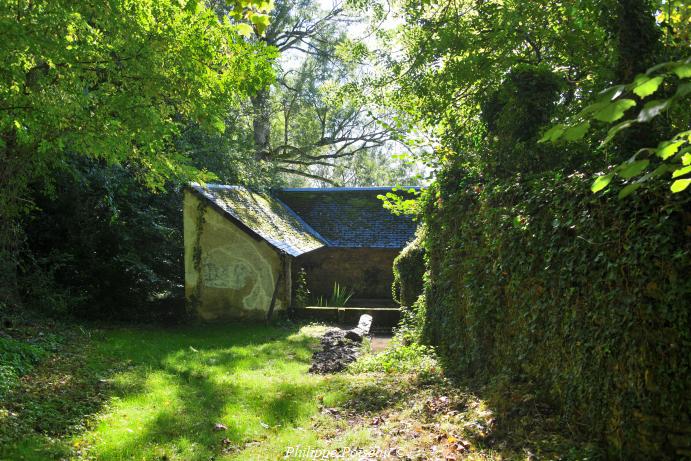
[{"x1": 0, "y1": 317, "x2": 598, "y2": 460}]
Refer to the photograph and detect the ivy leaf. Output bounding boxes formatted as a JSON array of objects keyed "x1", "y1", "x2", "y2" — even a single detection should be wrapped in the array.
[
  {"x1": 591, "y1": 173, "x2": 614, "y2": 193},
  {"x1": 539, "y1": 124, "x2": 564, "y2": 143},
  {"x1": 618, "y1": 183, "x2": 641, "y2": 199},
  {"x1": 654, "y1": 164, "x2": 675, "y2": 177},
  {"x1": 593, "y1": 99, "x2": 636, "y2": 122},
  {"x1": 563, "y1": 121, "x2": 590, "y2": 141},
  {"x1": 236, "y1": 23, "x2": 254, "y2": 37},
  {"x1": 674, "y1": 82, "x2": 691, "y2": 99},
  {"x1": 670, "y1": 178, "x2": 691, "y2": 193},
  {"x1": 672, "y1": 63, "x2": 691, "y2": 79},
  {"x1": 672, "y1": 165, "x2": 691, "y2": 178},
  {"x1": 637, "y1": 99, "x2": 670, "y2": 123},
  {"x1": 656, "y1": 140, "x2": 684, "y2": 160},
  {"x1": 618, "y1": 159, "x2": 649, "y2": 179},
  {"x1": 632, "y1": 75, "x2": 664, "y2": 98}
]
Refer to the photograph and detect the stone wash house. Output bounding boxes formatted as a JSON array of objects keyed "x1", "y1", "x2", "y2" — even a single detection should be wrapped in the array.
[{"x1": 184, "y1": 184, "x2": 419, "y2": 320}]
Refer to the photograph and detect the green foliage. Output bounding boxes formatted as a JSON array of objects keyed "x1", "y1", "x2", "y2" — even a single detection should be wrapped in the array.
[
  {"x1": 293, "y1": 267, "x2": 310, "y2": 309},
  {"x1": 378, "y1": 186, "x2": 422, "y2": 216},
  {"x1": 310, "y1": 282, "x2": 353, "y2": 307},
  {"x1": 542, "y1": 57, "x2": 691, "y2": 195},
  {"x1": 378, "y1": 1, "x2": 691, "y2": 458},
  {"x1": 0, "y1": 337, "x2": 46, "y2": 399},
  {"x1": 0, "y1": 0, "x2": 276, "y2": 307},
  {"x1": 0, "y1": 0, "x2": 276, "y2": 312},
  {"x1": 384, "y1": 0, "x2": 615, "y2": 172},
  {"x1": 329, "y1": 282, "x2": 354, "y2": 307},
  {"x1": 349, "y1": 339, "x2": 437, "y2": 374},
  {"x1": 395, "y1": 295, "x2": 428, "y2": 346},
  {"x1": 23, "y1": 159, "x2": 188, "y2": 320},
  {"x1": 391, "y1": 230, "x2": 425, "y2": 308},
  {"x1": 419, "y1": 163, "x2": 690, "y2": 458},
  {"x1": 314, "y1": 295, "x2": 328, "y2": 307},
  {"x1": 480, "y1": 64, "x2": 565, "y2": 174}
]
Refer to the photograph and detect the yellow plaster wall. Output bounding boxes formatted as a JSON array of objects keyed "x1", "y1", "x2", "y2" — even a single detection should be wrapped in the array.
[{"x1": 184, "y1": 190, "x2": 285, "y2": 320}]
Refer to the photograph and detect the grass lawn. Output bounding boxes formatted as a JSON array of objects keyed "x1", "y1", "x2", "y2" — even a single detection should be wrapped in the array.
[
  {"x1": 1, "y1": 321, "x2": 597, "y2": 461},
  {"x1": 1, "y1": 323, "x2": 356, "y2": 460}
]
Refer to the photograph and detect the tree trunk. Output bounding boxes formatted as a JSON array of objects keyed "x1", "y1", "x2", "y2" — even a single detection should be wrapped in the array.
[
  {"x1": 0, "y1": 215, "x2": 23, "y2": 309},
  {"x1": 610, "y1": 0, "x2": 662, "y2": 161},
  {"x1": 614, "y1": 0, "x2": 659, "y2": 82},
  {"x1": 0, "y1": 142, "x2": 27, "y2": 309},
  {"x1": 251, "y1": 87, "x2": 272, "y2": 160}
]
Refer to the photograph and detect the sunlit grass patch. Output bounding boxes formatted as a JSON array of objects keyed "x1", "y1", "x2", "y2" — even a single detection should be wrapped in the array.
[{"x1": 68, "y1": 323, "x2": 354, "y2": 461}]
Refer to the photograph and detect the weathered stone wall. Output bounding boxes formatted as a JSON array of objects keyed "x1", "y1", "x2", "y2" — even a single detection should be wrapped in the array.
[
  {"x1": 183, "y1": 190, "x2": 287, "y2": 320},
  {"x1": 295, "y1": 248, "x2": 399, "y2": 302}
]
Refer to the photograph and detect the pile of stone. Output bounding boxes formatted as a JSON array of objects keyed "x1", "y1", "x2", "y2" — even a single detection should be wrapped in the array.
[{"x1": 309, "y1": 314, "x2": 372, "y2": 374}]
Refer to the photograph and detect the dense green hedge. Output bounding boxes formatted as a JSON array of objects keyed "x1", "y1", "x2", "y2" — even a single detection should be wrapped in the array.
[
  {"x1": 392, "y1": 230, "x2": 425, "y2": 308},
  {"x1": 419, "y1": 164, "x2": 691, "y2": 458}
]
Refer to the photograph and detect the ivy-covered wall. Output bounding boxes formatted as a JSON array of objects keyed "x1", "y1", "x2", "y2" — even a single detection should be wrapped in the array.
[{"x1": 420, "y1": 165, "x2": 690, "y2": 458}]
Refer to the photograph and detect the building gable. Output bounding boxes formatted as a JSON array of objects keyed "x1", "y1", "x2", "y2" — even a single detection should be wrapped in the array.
[{"x1": 189, "y1": 184, "x2": 325, "y2": 257}]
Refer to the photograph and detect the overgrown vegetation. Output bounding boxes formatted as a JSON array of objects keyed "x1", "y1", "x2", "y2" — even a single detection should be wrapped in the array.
[
  {"x1": 0, "y1": 336, "x2": 46, "y2": 400},
  {"x1": 380, "y1": 0, "x2": 691, "y2": 458},
  {"x1": 418, "y1": 169, "x2": 690, "y2": 457}
]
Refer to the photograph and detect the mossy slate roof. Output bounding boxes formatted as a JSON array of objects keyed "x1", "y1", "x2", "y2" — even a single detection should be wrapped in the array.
[
  {"x1": 275, "y1": 187, "x2": 419, "y2": 249},
  {"x1": 190, "y1": 184, "x2": 325, "y2": 257},
  {"x1": 191, "y1": 184, "x2": 419, "y2": 256}
]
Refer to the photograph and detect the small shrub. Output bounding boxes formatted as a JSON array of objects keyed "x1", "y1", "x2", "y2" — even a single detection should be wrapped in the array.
[
  {"x1": 329, "y1": 282, "x2": 354, "y2": 307},
  {"x1": 314, "y1": 295, "x2": 327, "y2": 307},
  {"x1": 312, "y1": 283, "x2": 354, "y2": 307},
  {"x1": 395, "y1": 294, "x2": 427, "y2": 344},
  {"x1": 294, "y1": 267, "x2": 310, "y2": 309},
  {"x1": 349, "y1": 339, "x2": 438, "y2": 374}
]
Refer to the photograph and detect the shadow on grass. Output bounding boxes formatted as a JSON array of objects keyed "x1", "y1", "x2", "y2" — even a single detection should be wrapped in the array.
[{"x1": 0, "y1": 322, "x2": 327, "y2": 461}]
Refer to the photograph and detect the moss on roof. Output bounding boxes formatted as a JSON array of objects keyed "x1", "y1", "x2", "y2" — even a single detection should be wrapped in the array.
[{"x1": 190, "y1": 184, "x2": 325, "y2": 257}]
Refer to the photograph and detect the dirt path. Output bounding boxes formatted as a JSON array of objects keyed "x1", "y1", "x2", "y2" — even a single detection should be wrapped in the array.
[{"x1": 369, "y1": 334, "x2": 392, "y2": 353}]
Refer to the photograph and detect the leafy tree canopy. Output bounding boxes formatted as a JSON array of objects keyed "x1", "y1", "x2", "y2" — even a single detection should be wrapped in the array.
[{"x1": 0, "y1": 0, "x2": 276, "y2": 223}]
